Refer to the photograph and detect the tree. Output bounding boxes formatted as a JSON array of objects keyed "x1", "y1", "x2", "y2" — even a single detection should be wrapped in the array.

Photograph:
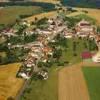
[
  {"x1": 37, "y1": 61, "x2": 44, "y2": 68},
  {"x1": 7, "y1": 96, "x2": 14, "y2": 100},
  {"x1": 0, "y1": 56, "x2": 2, "y2": 64},
  {"x1": 83, "y1": 42, "x2": 88, "y2": 49},
  {"x1": 73, "y1": 41, "x2": 77, "y2": 51},
  {"x1": 97, "y1": 26, "x2": 100, "y2": 33},
  {"x1": 53, "y1": 48, "x2": 62, "y2": 61},
  {"x1": 34, "y1": 17, "x2": 38, "y2": 23}
]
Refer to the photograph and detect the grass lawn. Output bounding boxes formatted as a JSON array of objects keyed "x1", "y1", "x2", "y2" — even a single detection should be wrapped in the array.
[
  {"x1": 21, "y1": 66, "x2": 58, "y2": 100},
  {"x1": 0, "y1": 6, "x2": 44, "y2": 25},
  {"x1": 83, "y1": 67, "x2": 100, "y2": 100},
  {"x1": 0, "y1": 63, "x2": 24, "y2": 100}
]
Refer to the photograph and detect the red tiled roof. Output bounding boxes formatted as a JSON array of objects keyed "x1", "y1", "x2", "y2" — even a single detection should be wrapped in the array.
[
  {"x1": 81, "y1": 51, "x2": 92, "y2": 59},
  {"x1": 80, "y1": 23, "x2": 90, "y2": 26}
]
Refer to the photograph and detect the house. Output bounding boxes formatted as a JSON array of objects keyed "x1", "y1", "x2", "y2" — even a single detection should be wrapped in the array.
[
  {"x1": 21, "y1": 20, "x2": 31, "y2": 27},
  {"x1": 19, "y1": 72, "x2": 30, "y2": 79},
  {"x1": 62, "y1": 29, "x2": 74, "y2": 39},
  {"x1": 42, "y1": 47, "x2": 53, "y2": 56},
  {"x1": 24, "y1": 41, "x2": 44, "y2": 49},
  {"x1": 95, "y1": 34, "x2": 100, "y2": 49},
  {"x1": 48, "y1": 18, "x2": 54, "y2": 24},
  {"x1": 38, "y1": 69, "x2": 48, "y2": 80},
  {"x1": 92, "y1": 51, "x2": 100, "y2": 63},
  {"x1": 76, "y1": 19, "x2": 95, "y2": 38}
]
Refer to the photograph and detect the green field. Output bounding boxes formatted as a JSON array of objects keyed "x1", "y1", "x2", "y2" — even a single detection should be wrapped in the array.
[
  {"x1": 0, "y1": 6, "x2": 44, "y2": 26},
  {"x1": 83, "y1": 67, "x2": 100, "y2": 100},
  {"x1": 21, "y1": 67, "x2": 58, "y2": 100},
  {"x1": 60, "y1": 38, "x2": 97, "y2": 64}
]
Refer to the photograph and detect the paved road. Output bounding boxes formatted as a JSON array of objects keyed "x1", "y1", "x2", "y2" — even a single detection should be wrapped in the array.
[{"x1": 15, "y1": 80, "x2": 29, "y2": 100}]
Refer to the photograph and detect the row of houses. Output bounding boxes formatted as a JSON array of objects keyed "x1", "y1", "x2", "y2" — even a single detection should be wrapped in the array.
[{"x1": 61, "y1": 19, "x2": 96, "y2": 39}]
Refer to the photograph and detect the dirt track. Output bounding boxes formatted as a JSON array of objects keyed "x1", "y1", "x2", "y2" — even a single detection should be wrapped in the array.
[{"x1": 58, "y1": 62, "x2": 100, "y2": 100}]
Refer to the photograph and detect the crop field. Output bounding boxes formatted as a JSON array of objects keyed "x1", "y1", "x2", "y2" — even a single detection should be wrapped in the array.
[
  {"x1": 0, "y1": 6, "x2": 43, "y2": 25},
  {"x1": 83, "y1": 67, "x2": 100, "y2": 100},
  {"x1": 75, "y1": 8, "x2": 100, "y2": 25},
  {"x1": 24, "y1": 10, "x2": 57, "y2": 23},
  {"x1": 33, "y1": 0, "x2": 59, "y2": 4},
  {"x1": 0, "y1": 63, "x2": 24, "y2": 100}
]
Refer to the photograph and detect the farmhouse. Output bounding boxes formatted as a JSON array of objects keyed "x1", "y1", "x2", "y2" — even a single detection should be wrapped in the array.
[{"x1": 75, "y1": 19, "x2": 95, "y2": 38}]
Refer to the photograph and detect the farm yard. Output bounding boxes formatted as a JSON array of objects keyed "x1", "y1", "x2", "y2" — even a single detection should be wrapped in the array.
[{"x1": 0, "y1": 63, "x2": 24, "y2": 100}]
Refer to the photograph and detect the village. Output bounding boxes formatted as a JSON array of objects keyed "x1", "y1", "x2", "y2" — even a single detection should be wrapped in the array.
[{"x1": 0, "y1": 12, "x2": 100, "y2": 81}]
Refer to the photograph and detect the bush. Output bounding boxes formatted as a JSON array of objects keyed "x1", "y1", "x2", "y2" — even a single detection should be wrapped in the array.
[
  {"x1": 57, "y1": 61, "x2": 64, "y2": 66},
  {"x1": 7, "y1": 97, "x2": 14, "y2": 100},
  {"x1": 25, "y1": 87, "x2": 32, "y2": 93}
]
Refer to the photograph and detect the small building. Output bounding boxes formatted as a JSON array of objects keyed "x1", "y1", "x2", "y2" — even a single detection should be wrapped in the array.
[
  {"x1": 76, "y1": 19, "x2": 95, "y2": 38},
  {"x1": 95, "y1": 34, "x2": 100, "y2": 49},
  {"x1": 38, "y1": 69, "x2": 48, "y2": 80},
  {"x1": 92, "y1": 51, "x2": 100, "y2": 63},
  {"x1": 62, "y1": 29, "x2": 73, "y2": 39}
]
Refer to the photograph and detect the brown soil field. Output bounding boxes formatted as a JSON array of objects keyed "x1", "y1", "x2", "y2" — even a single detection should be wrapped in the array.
[
  {"x1": 58, "y1": 62, "x2": 100, "y2": 100},
  {"x1": 0, "y1": 63, "x2": 25, "y2": 100}
]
